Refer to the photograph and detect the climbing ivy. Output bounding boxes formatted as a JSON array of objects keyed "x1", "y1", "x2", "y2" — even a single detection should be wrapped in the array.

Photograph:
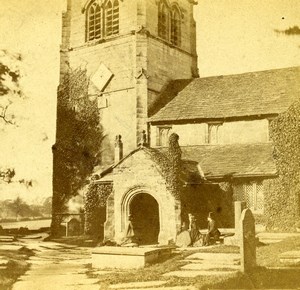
[
  {"x1": 267, "y1": 100, "x2": 300, "y2": 231},
  {"x1": 51, "y1": 67, "x2": 103, "y2": 235},
  {"x1": 146, "y1": 133, "x2": 182, "y2": 200},
  {"x1": 84, "y1": 182, "x2": 112, "y2": 237}
]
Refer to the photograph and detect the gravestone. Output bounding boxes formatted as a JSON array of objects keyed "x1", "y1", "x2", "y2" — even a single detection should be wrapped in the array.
[
  {"x1": 67, "y1": 218, "x2": 81, "y2": 236},
  {"x1": 234, "y1": 201, "x2": 246, "y2": 236},
  {"x1": 240, "y1": 208, "x2": 256, "y2": 272}
]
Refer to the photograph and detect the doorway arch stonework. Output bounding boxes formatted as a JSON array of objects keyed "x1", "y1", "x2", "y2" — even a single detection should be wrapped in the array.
[{"x1": 113, "y1": 185, "x2": 179, "y2": 244}]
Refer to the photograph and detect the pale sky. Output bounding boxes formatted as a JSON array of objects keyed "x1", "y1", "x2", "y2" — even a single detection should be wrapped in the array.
[{"x1": 0, "y1": 0, "x2": 299, "y2": 204}]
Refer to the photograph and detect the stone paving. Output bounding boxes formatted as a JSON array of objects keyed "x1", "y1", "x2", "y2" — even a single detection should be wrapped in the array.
[
  {"x1": 11, "y1": 238, "x2": 99, "y2": 290},
  {"x1": 6, "y1": 235, "x2": 242, "y2": 290},
  {"x1": 163, "y1": 252, "x2": 240, "y2": 278}
]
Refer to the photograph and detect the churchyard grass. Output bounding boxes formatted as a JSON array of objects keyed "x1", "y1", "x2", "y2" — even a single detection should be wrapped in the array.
[
  {"x1": 256, "y1": 235, "x2": 300, "y2": 267},
  {"x1": 202, "y1": 236, "x2": 300, "y2": 289},
  {"x1": 0, "y1": 247, "x2": 33, "y2": 290},
  {"x1": 89, "y1": 237, "x2": 300, "y2": 289}
]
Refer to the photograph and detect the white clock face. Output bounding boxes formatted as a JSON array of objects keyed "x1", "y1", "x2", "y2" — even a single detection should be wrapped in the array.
[{"x1": 90, "y1": 63, "x2": 113, "y2": 92}]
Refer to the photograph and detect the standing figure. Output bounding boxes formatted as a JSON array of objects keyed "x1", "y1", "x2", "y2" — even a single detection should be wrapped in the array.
[
  {"x1": 189, "y1": 214, "x2": 202, "y2": 246},
  {"x1": 204, "y1": 212, "x2": 220, "y2": 246}
]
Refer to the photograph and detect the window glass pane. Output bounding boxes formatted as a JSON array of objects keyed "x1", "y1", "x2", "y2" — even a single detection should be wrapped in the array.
[
  {"x1": 245, "y1": 183, "x2": 254, "y2": 208},
  {"x1": 158, "y1": 3, "x2": 168, "y2": 40},
  {"x1": 87, "y1": 3, "x2": 102, "y2": 41},
  {"x1": 158, "y1": 127, "x2": 171, "y2": 146},
  {"x1": 171, "y1": 8, "x2": 180, "y2": 46},
  {"x1": 256, "y1": 182, "x2": 264, "y2": 212}
]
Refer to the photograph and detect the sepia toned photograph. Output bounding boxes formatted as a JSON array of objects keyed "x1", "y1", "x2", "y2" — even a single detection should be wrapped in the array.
[{"x1": 0, "y1": 0, "x2": 300, "y2": 289}]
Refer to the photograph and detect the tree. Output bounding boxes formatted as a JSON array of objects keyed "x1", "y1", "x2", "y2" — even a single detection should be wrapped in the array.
[
  {"x1": 0, "y1": 50, "x2": 26, "y2": 186},
  {"x1": 0, "y1": 49, "x2": 22, "y2": 124},
  {"x1": 7, "y1": 197, "x2": 31, "y2": 220}
]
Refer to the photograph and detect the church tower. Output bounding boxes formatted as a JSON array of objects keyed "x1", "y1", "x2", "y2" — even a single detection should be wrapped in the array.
[
  {"x1": 59, "y1": 0, "x2": 197, "y2": 160},
  {"x1": 53, "y1": 0, "x2": 198, "y2": 229}
]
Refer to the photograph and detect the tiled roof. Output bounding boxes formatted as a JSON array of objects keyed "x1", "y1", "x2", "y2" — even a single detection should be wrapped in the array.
[
  {"x1": 180, "y1": 143, "x2": 276, "y2": 178},
  {"x1": 159, "y1": 143, "x2": 276, "y2": 179},
  {"x1": 150, "y1": 66, "x2": 300, "y2": 122}
]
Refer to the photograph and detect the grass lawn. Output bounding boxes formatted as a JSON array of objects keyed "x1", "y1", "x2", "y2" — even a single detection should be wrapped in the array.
[
  {"x1": 256, "y1": 236, "x2": 300, "y2": 267},
  {"x1": 88, "y1": 237, "x2": 300, "y2": 289},
  {"x1": 203, "y1": 236, "x2": 300, "y2": 289},
  {"x1": 88, "y1": 246, "x2": 242, "y2": 289},
  {"x1": 0, "y1": 247, "x2": 33, "y2": 290}
]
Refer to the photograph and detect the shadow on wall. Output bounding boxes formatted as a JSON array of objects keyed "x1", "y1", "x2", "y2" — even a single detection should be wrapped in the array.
[{"x1": 181, "y1": 183, "x2": 234, "y2": 229}]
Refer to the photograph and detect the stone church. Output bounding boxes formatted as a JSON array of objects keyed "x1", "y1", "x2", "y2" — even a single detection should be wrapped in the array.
[{"x1": 52, "y1": 0, "x2": 300, "y2": 241}]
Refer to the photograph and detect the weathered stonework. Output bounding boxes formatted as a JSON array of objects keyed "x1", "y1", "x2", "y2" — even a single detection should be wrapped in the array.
[
  {"x1": 58, "y1": 0, "x2": 197, "y2": 166},
  {"x1": 103, "y1": 149, "x2": 181, "y2": 245},
  {"x1": 53, "y1": 0, "x2": 198, "y2": 235}
]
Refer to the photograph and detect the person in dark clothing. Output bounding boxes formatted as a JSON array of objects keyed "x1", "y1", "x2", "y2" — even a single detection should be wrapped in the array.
[
  {"x1": 188, "y1": 214, "x2": 202, "y2": 246},
  {"x1": 204, "y1": 212, "x2": 220, "y2": 246}
]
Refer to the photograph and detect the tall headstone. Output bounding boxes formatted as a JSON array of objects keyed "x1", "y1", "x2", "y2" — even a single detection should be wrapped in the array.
[
  {"x1": 240, "y1": 208, "x2": 256, "y2": 272},
  {"x1": 235, "y1": 201, "x2": 246, "y2": 236}
]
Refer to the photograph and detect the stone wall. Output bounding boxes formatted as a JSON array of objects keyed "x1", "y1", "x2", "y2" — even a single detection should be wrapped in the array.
[
  {"x1": 104, "y1": 149, "x2": 180, "y2": 244},
  {"x1": 59, "y1": 0, "x2": 198, "y2": 165},
  {"x1": 150, "y1": 119, "x2": 270, "y2": 147}
]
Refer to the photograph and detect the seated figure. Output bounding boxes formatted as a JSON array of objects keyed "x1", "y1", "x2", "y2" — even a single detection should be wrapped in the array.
[
  {"x1": 204, "y1": 212, "x2": 220, "y2": 246},
  {"x1": 121, "y1": 214, "x2": 138, "y2": 246}
]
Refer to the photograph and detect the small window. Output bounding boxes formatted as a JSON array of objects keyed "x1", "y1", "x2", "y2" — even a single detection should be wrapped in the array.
[
  {"x1": 245, "y1": 181, "x2": 264, "y2": 213},
  {"x1": 157, "y1": 126, "x2": 172, "y2": 146},
  {"x1": 171, "y1": 6, "x2": 181, "y2": 46},
  {"x1": 207, "y1": 123, "x2": 222, "y2": 144},
  {"x1": 158, "y1": 1, "x2": 169, "y2": 41}
]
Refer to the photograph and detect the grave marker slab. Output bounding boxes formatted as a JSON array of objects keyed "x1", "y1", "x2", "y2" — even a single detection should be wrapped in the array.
[{"x1": 240, "y1": 208, "x2": 256, "y2": 272}]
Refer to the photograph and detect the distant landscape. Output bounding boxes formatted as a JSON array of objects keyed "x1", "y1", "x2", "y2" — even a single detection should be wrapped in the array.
[{"x1": 0, "y1": 196, "x2": 51, "y2": 222}]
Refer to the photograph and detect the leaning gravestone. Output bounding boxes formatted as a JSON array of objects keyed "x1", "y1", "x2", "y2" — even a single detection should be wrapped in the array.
[{"x1": 240, "y1": 208, "x2": 256, "y2": 272}]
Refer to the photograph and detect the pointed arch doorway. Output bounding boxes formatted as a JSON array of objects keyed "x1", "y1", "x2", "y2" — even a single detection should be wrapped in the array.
[{"x1": 129, "y1": 193, "x2": 160, "y2": 245}]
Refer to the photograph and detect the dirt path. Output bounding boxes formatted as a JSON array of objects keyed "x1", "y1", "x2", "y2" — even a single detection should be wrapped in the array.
[{"x1": 12, "y1": 237, "x2": 100, "y2": 290}]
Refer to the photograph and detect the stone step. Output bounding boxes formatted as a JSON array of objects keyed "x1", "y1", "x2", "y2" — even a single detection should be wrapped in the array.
[
  {"x1": 163, "y1": 270, "x2": 238, "y2": 278},
  {"x1": 0, "y1": 259, "x2": 8, "y2": 266},
  {"x1": 181, "y1": 259, "x2": 240, "y2": 265},
  {"x1": 181, "y1": 262, "x2": 240, "y2": 271},
  {"x1": 0, "y1": 238, "x2": 14, "y2": 242},
  {"x1": 279, "y1": 251, "x2": 300, "y2": 266},
  {"x1": 186, "y1": 252, "x2": 240, "y2": 261},
  {"x1": 0, "y1": 244, "x2": 24, "y2": 251},
  {"x1": 124, "y1": 287, "x2": 196, "y2": 290},
  {"x1": 109, "y1": 281, "x2": 167, "y2": 289}
]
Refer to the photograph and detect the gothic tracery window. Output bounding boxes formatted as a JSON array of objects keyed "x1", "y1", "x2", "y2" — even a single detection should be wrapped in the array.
[
  {"x1": 86, "y1": 0, "x2": 119, "y2": 42},
  {"x1": 171, "y1": 6, "x2": 181, "y2": 46},
  {"x1": 158, "y1": 1, "x2": 182, "y2": 46},
  {"x1": 105, "y1": 0, "x2": 119, "y2": 37},
  {"x1": 87, "y1": 1, "x2": 102, "y2": 41},
  {"x1": 158, "y1": 1, "x2": 169, "y2": 41}
]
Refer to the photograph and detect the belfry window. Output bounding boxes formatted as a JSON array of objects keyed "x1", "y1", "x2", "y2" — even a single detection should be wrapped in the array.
[
  {"x1": 86, "y1": 0, "x2": 119, "y2": 42},
  {"x1": 87, "y1": 2, "x2": 102, "y2": 41},
  {"x1": 171, "y1": 6, "x2": 181, "y2": 46},
  {"x1": 158, "y1": 1, "x2": 169, "y2": 41},
  {"x1": 158, "y1": 1, "x2": 182, "y2": 46},
  {"x1": 105, "y1": 0, "x2": 119, "y2": 37}
]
